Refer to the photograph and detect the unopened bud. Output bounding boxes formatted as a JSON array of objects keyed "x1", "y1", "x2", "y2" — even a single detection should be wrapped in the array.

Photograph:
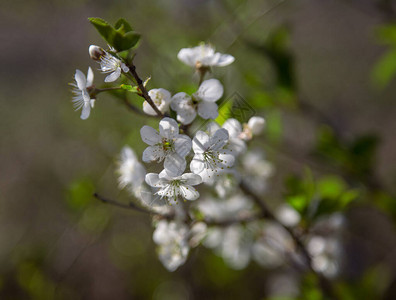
[
  {"x1": 248, "y1": 116, "x2": 265, "y2": 135},
  {"x1": 89, "y1": 45, "x2": 105, "y2": 61}
]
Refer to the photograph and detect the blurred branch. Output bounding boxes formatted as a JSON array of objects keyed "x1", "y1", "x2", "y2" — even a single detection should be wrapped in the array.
[
  {"x1": 94, "y1": 193, "x2": 162, "y2": 215},
  {"x1": 239, "y1": 180, "x2": 339, "y2": 300}
]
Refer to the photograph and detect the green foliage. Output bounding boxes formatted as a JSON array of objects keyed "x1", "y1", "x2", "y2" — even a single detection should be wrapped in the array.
[
  {"x1": 66, "y1": 178, "x2": 94, "y2": 211},
  {"x1": 215, "y1": 99, "x2": 233, "y2": 125},
  {"x1": 372, "y1": 49, "x2": 396, "y2": 88},
  {"x1": 372, "y1": 24, "x2": 396, "y2": 88},
  {"x1": 315, "y1": 127, "x2": 379, "y2": 179},
  {"x1": 265, "y1": 109, "x2": 283, "y2": 143},
  {"x1": 335, "y1": 265, "x2": 391, "y2": 300},
  {"x1": 120, "y1": 84, "x2": 139, "y2": 93},
  {"x1": 285, "y1": 170, "x2": 359, "y2": 222},
  {"x1": 88, "y1": 17, "x2": 140, "y2": 52},
  {"x1": 246, "y1": 26, "x2": 294, "y2": 91},
  {"x1": 299, "y1": 273, "x2": 324, "y2": 300}
]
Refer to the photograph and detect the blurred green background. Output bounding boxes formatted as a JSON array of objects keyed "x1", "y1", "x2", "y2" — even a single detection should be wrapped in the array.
[{"x1": 2, "y1": 0, "x2": 396, "y2": 299}]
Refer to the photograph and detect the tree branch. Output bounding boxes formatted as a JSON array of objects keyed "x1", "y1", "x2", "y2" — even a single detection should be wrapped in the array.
[{"x1": 127, "y1": 61, "x2": 163, "y2": 118}]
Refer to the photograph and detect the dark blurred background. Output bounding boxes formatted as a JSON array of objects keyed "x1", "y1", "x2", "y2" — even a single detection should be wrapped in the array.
[{"x1": 2, "y1": 0, "x2": 396, "y2": 299}]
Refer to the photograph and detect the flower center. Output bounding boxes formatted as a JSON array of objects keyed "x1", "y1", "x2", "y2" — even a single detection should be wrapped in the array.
[
  {"x1": 162, "y1": 139, "x2": 174, "y2": 152},
  {"x1": 203, "y1": 150, "x2": 224, "y2": 171}
]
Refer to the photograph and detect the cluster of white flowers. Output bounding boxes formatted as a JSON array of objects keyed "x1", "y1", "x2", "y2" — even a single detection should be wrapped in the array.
[{"x1": 70, "y1": 42, "x2": 286, "y2": 272}]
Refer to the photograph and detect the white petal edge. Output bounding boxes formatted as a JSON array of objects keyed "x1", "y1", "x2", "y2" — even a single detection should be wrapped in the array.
[{"x1": 140, "y1": 125, "x2": 161, "y2": 145}]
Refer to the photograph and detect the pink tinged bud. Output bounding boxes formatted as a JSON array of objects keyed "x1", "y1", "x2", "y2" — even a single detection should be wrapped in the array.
[
  {"x1": 248, "y1": 116, "x2": 265, "y2": 135},
  {"x1": 89, "y1": 45, "x2": 105, "y2": 61}
]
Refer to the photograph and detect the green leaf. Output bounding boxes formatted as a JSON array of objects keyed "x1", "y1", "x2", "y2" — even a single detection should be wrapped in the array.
[
  {"x1": 113, "y1": 31, "x2": 141, "y2": 52},
  {"x1": 287, "y1": 195, "x2": 308, "y2": 213},
  {"x1": 216, "y1": 99, "x2": 233, "y2": 125},
  {"x1": 120, "y1": 84, "x2": 139, "y2": 93},
  {"x1": 114, "y1": 18, "x2": 133, "y2": 33},
  {"x1": 88, "y1": 17, "x2": 141, "y2": 52},
  {"x1": 317, "y1": 176, "x2": 346, "y2": 199},
  {"x1": 88, "y1": 17, "x2": 115, "y2": 45},
  {"x1": 372, "y1": 49, "x2": 396, "y2": 89}
]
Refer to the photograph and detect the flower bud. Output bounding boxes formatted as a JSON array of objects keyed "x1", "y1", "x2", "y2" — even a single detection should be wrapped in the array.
[
  {"x1": 89, "y1": 45, "x2": 105, "y2": 61},
  {"x1": 248, "y1": 116, "x2": 265, "y2": 135}
]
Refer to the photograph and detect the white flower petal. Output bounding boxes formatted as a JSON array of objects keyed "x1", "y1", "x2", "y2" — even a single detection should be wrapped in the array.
[
  {"x1": 140, "y1": 125, "x2": 161, "y2": 145},
  {"x1": 174, "y1": 135, "x2": 192, "y2": 157},
  {"x1": 158, "y1": 169, "x2": 173, "y2": 181},
  {"x1": 143, "y1": 101, "x2": 158, "y2": 116},
  {"x1": 223, "y1": 119, "x2": 242, "y2": 138},
  {"x1": 180, "y1": 185, "x2": 199, "y2": 201},
  {"x1": 145, "y1": 173, "x2": 161, "y2": 187},
  {"x1": 176, "y1": 106, "x2": 197, "y2": 125},
  {"x1": 193, "y1": 131, "x2": 210, "y2": 153},
  {"x1": 197, "y1": 168, "x2": 217, "y2": 184},
  {"x1": 195, "y1": 79, "x2": 223, "y2": 103},
  {"x1": 80, "y1": 102, "x2": 91, "y2": 120},
  {"x1": 197, "y1": 101, "x2": 218, "y2": 119},
  {"x1": 218, "y1": 152, "x2": 235, "y2": 168},
  {"x1": 86, "y1": 67, "x2": 94, "y2": 87},
  {"x1": 190, "y1": 154, "x2": 205, "y2": 174},
  {"x1": 159, "y1": 117, "x2": 179, "y2": 140},
  {"x1": 210, "y1": 128, "x2": 229, "y2": 150},
  {"x1": 177, "y1": 48, "x2": 197, "y2": 67},
  {"x1": 181, "y1": 173, "x2": 202, "y2": 186},
  {"x1": 142, "y1": 145, "x2": 163, "y2": 162},
  {"x1": 170, "y1": 92, "x2": 191, "y2": 111},
  {"x1": 121, "y1": 63, "x2": 129, "y2": 72},
  {"x1": 104, "y1": 67, "x2": 121, "y2": 82},
  {"x1": 82, "y1": 89, "x2": 90, "y2": 102},
  {"x1": 164, "y1": 153, "x2": 186, "y2": 177},
  {"x1": 228, "y1": 138, "x2": 247, "y2": 156},
  {"x1": 216, "y1": 54, "x2": 235, "y2": 66},
  {"x1": 248, "y1": 116, "x2": 266, "y2": 135},
  {"x1": 75, "y1": 69, "x2": 86, "y2": 90},
  {"x1": 206, "y1": 122, "x2": 221, "y2": 136}
]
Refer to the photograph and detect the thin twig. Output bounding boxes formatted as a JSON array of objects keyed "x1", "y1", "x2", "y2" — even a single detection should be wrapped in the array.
[
  {"x1": 127, "y1": 61, "x2": 163, "y2": 118},
  {"x1": 121, "y1": 97, "x2": 160, "y2": 119},
  {"x1": 94, "y1": 193, "x2": 159, "y2": 215}
]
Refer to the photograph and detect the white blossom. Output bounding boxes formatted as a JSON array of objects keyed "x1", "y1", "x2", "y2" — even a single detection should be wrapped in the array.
[
  {"x1": 140, "y1": 117, "x2": 192, "y2": 176},
  {"x1": 275, "y1": 204, "x2": 301, "y2": 227},
  {"x1": 190, "y1": 128, "x2": 235, "y2": 183},
  {"x1": 71, "y1": 67, "x2": 95, "y2": 120},
  {"x1": 153, "y1": 220, "x2": 189, "y2": 271},
  {"x1": 197, "y1": 194, "x2": 253, "y2": 222},
  {"x1": 145, "y1": 169, "x2": 202, "y2": 204},
  {"x1": 241, "y1": 149, "x2": 273, "y2": 194},
  {"x1": 177, "y1": 43, "x2": 234, "y2": 68},
  {"x1": 252, "y1": 222, "x2": 295, "y2": 268},
  {"x1": 143, "y1": 88, "x2": 172, "y2": 116},
  {"x1": 170, "y1": 79, "x2": 223, "y2": 125},
  {"x1": 89, "y1": 45, "x2": 129, "y2": 82},
  {"x1": 208, "y1": 119, "x2": 247, "y2": 156},
  {"x1": 240, "y1": 116, "x2": 266, "y2": 141},
  {"x1": 117, "y1": 146, "x2": 146, "y2": 198}
]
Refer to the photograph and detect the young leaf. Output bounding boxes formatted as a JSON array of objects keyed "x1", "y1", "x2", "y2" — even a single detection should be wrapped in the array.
[
  {"x1": 88, "y1": 17, "x2": 115, "y2": 45},
  {"x1": 121, "y1": 84, "x2": 139, "y2": 93},
  {"x1": 114, "y1": 18, "x2": 133, "y2": 33},
  {"x1": 114, "y1": 31, "x2": 141, "y2": 52}
]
